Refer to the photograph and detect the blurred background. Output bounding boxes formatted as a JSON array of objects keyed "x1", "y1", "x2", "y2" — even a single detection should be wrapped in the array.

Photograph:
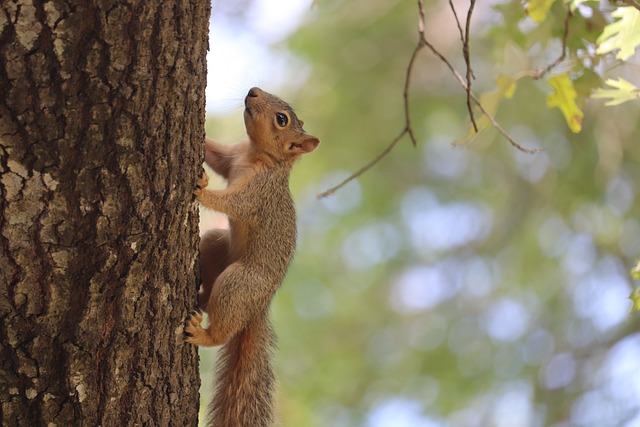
[{"x1": 198, "y1": 0, "x2": 640, "y2": 426}]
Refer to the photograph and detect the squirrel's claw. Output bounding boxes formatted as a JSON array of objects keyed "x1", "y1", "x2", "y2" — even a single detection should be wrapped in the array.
[
  {"x1": 183, "y1": 309, "x2": 205, "y2": 344},
  {"x1": 194, "y1": 172, "x2": 209, "y2": 200},
  {"x1": 195, "y1": 172, "x2": 209, "y2": 190}
]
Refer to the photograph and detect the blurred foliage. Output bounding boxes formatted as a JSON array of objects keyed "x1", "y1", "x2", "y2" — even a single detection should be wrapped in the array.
[{"x1": 201, "y1": 0, "x2": 640, "y2": 426}]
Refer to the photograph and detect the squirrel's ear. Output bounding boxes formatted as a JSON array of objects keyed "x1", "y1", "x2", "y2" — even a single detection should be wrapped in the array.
[
  {"x1": 289, "y1": 135, "x2": 319, "y2": 154},
  {"x1": 299, "y1": 135, "x2": 319, "y2": 153}
]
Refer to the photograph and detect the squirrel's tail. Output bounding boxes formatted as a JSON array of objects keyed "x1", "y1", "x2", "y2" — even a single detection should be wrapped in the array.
[{"x1": 208, "y1": 311, "x2": 276, "y2": 427}]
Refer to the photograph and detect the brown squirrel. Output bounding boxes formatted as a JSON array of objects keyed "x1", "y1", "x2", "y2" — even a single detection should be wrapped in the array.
[{"x1": 184, "y1": 87, "x2": 319, "y2": 427}]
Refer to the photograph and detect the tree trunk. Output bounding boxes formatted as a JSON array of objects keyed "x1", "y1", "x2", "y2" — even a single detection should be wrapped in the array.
[{"x1": 0, "y1": 1, "x2": 209, "y2": 425}]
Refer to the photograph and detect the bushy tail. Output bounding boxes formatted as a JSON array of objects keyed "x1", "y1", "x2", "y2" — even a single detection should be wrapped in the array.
[{"x1": 208, "y1": 311, "x2": 276, "y2": 427}]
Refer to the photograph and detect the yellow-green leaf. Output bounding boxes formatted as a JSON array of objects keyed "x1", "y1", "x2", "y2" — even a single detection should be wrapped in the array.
[
  {"x1": 496, "y1": 74, "x2": 517, "y2": 99},
  {"x1": 526, "y1": 0, "x2": 556, "y2": 23},
  {"x1": 596, "y1": 6, "x2": 640, "y2": 60},
  {"x1": 592, "y1": 78, "x2": 640, "y2": 106},
  {"x1": 546, "y1": 73, "x2": 584, "y2": 133}
]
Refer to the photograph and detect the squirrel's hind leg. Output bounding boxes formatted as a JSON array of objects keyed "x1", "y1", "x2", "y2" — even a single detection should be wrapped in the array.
[{"x1": 185, "y1": 262, "x2": 264, "y2": 347}]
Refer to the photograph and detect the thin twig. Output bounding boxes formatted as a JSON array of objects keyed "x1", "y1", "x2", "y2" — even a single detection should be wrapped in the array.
[
  {"x1": 469, "y1": 91, "x2": 543, "y2": 153},
  {"x1": 440, "y1": 57, "x2": 542, "y2": 153},
  {"x1": 316, "y1": 129, "x2": 408, "y2": 199},
  {"x1": 535, "y1": 7, "x2": 572, "y2": 79},
  {"x1": 448, "y1": 0, "x2": 465, "y2": 44},
  {"x1": 464, "y1": 0, "x2": 478, "y2": 132},
  {"x1": 417, "y1": 35, "x2": 538, "y2": 152},
  {"x1": 316, "y1": 40, "x2": 425, "y2": 199},
  {"x1": 420, "y1": 0, "x2": 537, "y2": 152},
  {"x1": 403, "y1": 41, "x2": 424, "y2": 147},
  {"x1": 620, "y1": 0, "x2": 640, "y2": 11}
]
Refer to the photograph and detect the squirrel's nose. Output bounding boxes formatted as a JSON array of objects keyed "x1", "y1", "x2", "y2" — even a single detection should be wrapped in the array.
[{"x1": 247, "y1": 87, "x2": 260, "y2": 98}]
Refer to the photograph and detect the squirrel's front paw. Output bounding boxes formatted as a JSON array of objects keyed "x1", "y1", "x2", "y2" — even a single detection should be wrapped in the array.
[
  {"x1": 196, "y1": 172, "x2": 209, "y2": 189},
  {"x1": 183, "y1": 309, "x2": 204, "y2": 344},
  {"x1": 194, "y1": 172, "x2": 209, "y2": 200}
]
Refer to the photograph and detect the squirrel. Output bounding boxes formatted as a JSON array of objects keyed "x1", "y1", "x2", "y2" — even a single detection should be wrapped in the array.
[{"x1": 184, "y1": 87, "x2": 320, "y2": 427}]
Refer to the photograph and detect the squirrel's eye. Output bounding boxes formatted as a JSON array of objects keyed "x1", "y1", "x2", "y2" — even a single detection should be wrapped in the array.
[{"x1": 275, "y1": 113, "x2": 288, "y2": 127}]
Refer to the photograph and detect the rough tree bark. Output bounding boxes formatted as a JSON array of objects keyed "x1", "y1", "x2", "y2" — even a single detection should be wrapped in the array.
[{"x1": 0, "y1": 0, "x2": 209, "y2": 425}]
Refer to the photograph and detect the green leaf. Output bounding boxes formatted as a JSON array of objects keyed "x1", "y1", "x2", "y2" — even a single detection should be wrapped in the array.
[
  {"x1": 596, "y1": 6, "x2": 640, "y2": 60},
  {"x1": 546, "y1": 73, "x2": 584, "y2": 133},
  {"x1": 592, "y1": 78, "x2": 640, "y2": 106},
  {"x1": 496, "y1": 74, "x2": 517, "y2": 99},
  {"x1": 526, "y1": 0, "x2": 556, "y2": 23}
]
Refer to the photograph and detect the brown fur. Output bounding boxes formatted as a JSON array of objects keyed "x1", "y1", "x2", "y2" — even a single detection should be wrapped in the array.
[{"x1": 184, "y1": 87, "x2": 319, "y2": 427}]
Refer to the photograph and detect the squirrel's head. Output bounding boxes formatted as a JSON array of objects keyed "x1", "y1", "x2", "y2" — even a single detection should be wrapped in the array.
[{"x1": 244, "y1": 87, "x2": 320, "y2": 162}]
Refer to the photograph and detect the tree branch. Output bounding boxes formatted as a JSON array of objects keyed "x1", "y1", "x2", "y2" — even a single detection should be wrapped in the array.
[
  {"x1": 418, "y1": 0, "x2": 539, "y2": 153},
  {"x1": 316, "y1": 0, "x2": 540, "y2": 199},
  {"x1": 316, "y1": 40, "x2": 425, "y2": 199},
  {"x1": 464, "y1": 0, "x2": 478, "y2": 132},
  {"x1": 404, "y1": 39, "x2": 424, "y2": 147}
]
